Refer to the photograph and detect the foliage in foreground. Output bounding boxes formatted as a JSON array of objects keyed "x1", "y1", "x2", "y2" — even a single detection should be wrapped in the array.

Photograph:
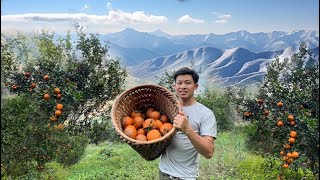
[
  {"x1": 228, "y1": 43, "x2": 319, "y2": 178},
  {"x1": 1, "y1": 26, "x2": 127, "y2": 178}
]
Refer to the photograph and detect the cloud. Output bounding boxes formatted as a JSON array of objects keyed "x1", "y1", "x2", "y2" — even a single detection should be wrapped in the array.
[
  {"x1": 1, "y1": 6, "x2": 168, "y2": 25},
  {"x1": 80, "y1": 4, "x2": 89, "y2": 11},
  {"x1": 212, "y1": 12, "x2": 232, "y2": 24},
  {"x1": 177, "y1": 15, "x2": 204, "y2": 24}
]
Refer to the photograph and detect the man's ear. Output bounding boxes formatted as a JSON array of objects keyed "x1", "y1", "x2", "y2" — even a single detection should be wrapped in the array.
[{"x1": 195, "y1": 83, "x2": 199, "y2": 89}]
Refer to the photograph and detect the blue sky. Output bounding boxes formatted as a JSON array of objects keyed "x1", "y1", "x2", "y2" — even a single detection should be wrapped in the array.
[{"x1": 1, "y1": 0, "x2": 319, "y2": 35}]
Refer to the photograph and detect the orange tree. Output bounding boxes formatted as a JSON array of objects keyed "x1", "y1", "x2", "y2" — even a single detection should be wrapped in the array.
[
  {"x1": 1, "y1": 26, "x2": 127, "y2": 178},
  {"x1": 228, "y1": 43, "x2": 319, "y2": 178}
]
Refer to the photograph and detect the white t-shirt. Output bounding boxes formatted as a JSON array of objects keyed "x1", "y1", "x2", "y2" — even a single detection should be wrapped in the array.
[{"x1": 159, "y1": 102, "x2": 217, "y2": 180}]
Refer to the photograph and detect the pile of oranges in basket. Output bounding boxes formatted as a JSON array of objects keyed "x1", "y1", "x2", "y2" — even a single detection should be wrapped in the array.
[{"x1": 121, "y1": 107, "x2": 174, "y2": 141}]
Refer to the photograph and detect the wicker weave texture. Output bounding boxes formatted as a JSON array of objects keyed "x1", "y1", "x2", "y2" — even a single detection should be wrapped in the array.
[{"x1": 111, "y1": 84, "x2": 180, "y2": 160}]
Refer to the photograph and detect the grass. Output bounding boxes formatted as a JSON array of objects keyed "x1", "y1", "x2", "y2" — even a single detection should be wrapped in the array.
[{"x1": 28, "y1": 127, "x2": 315, "y2": 180}]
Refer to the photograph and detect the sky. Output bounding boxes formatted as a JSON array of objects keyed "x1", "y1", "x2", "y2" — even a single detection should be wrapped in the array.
[{"x1": 1, "y1": 0, "x2": 319, "y2": 35}]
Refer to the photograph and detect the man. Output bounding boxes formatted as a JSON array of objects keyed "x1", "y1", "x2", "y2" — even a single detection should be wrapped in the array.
[{"x1": 159, "y1": 67, "x2": 217, "y2": 180}]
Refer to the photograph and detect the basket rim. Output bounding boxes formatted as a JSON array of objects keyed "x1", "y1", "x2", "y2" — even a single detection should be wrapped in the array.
[{"x1": 111, "y1": 84, "x2": 180, "y2": 145}]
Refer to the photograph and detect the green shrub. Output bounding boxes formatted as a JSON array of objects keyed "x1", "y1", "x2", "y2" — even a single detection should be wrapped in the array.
[{"x1": 196, "y1": 88, "x2": 235, "y2": 131}]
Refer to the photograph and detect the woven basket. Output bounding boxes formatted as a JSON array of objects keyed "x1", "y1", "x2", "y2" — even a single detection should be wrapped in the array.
[{"x1": 111, "y1": 84, "x2": 180, "y2": 161}]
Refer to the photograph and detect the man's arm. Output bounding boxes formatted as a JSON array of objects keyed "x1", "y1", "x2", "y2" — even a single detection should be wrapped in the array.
[{"x1": 173, "y1": 111, "x2": 215, "y2": 159}]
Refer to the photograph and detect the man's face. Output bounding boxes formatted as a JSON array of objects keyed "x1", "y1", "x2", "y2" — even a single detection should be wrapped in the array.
[{"x1": 174, "y1": 74, "x2": 198, "y2": 99}]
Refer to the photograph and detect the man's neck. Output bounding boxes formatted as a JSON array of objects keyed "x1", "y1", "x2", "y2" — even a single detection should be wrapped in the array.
[{"x1": 180, "y1": 97, "x2": 197, "y2": 107}]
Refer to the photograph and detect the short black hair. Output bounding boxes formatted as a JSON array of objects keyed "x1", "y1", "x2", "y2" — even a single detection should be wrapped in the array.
[{"x1": 173, "y1": 67, "x2": 199, "y2": 83}]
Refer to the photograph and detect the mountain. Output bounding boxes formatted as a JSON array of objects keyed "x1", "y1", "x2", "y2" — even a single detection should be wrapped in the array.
[
  {"x1": 129, "y1": 45, "x2": 318, "y2": 87},
  {"x1": 103, "y1": 28, "x2": 318, "y2": 69}
]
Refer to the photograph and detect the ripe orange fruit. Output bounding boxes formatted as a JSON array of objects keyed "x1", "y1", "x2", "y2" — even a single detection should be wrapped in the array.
[
  {"x1": 149, "y1": 111, "x2": 161, "y2": 120},
  {"x1": 154, "y1": 120, "x2": 163, "y2": 130},
  {"x1": 131, "y1": 111, "x2": 142, "y2": 119},
  {"x1": 43, "y1": 94, "x2": 50, "y2": 100},
  {"x1": 277, "y1": 120, "x2": 284, "y2": 127},
  {"x1": 55, "y1": 110, "x2": 62, "y2": 117},
  {"x1": 147, "y1": 129, "x2": 162, "y2": 141},
  {"x1": 283, "y1": 156, "x2": 289, "y2": 161},
  {"x1": 123, "y1": 125, "x2": 137, "y2": 139},
  {"x1": 135, "y1": 134, "x2": 147, "y2": 141},
  {"x1": 30, "y1": 83, "x2": 37, "y2": 88},
  {"x1": 282, "y1": 163, "x2": 289, "y2": 168},
  {"x1": 133, "y1": 116, "x2": 144, "y2": 129},
  {"x1": 280, "y1": 151, "x2": 285, "y2": 156},
  {"x1": 284, "y1": 144, "x2": 291, "y2": 149},
  {"x1": 291, "y1": 151, "x2": 299, "y2": 159},
  {"x1": 137, "y1": 128, "x2": 146, "y2": 135},
  {"x1": 160, "y1": 115, "x2": 169, "y2": 123},
  {"x1": 54, "y1": 88, "x2": 60, "y2": 94},
  {"x1": 50, "y1": 116, "x2": 57, "y2": 122},
  {"x1": 44, "y1": 75, "x2": 50, "y2": 81},
  {"x1": 146, "y1": 108, "x2": 155, "y2": 117},
  {"x1": 56, "y1": 103, "x2": 63, "y2": 110},
  {"x1": 56, "y1": 94, "x2": 62, "y2": 99},
  {"x1": 290, "y1": 131, "x2": 297, "y2": 138},
  {"x1": 287, "y1": 115, "x2": 294, "y2": 121},
  {"x1": 288, "y1": 137, "x2": 295, "y2": 144},
  {"x1": 290, "y1": 121, "x2": 296, "y2": 126},
  {"x1": 143, "y1": 118, "x2": 156, "y2": 129},
  {"x1": 286, "y1": 158, "x2": 294, "y2": 164},
  {"x1": 263, "y1": 110, "x2": 269, "y2": 116},
  {"x1": 122, "y1": 117, "x2": 133, "y2": 128},
  {"x1": 277, "y1": 101, "x2": 283, "y2": 108},
  {"x1": 257, "y1": 99, "x2": 264, "y2": 104},
  {"x1": 160, "y1": 123, "x2": 173, "y2": 136},
  {"x1": 287, "y1": 152, "x2": 292, "y2": 158}
]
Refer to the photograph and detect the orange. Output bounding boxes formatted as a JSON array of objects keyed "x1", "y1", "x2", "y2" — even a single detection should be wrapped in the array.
[
  {"x1": 263, "y1": 110, "x2": 269, "y2": 116},
  {"x1": 149, "y1": 111, "x2": 161, "y2": 120},
  {"x1": 277, "y1": 101, "x2": 283, "y2": 108},
  {"x1": 284, "y1": 144, "x2": 291, "y2": 149},
  {"x1": 135, "y1": 134, "x2": 147, "y2": 141},
  {"x1": 121, "y1": 116, "x2": 133, "y2": 128},
  {"x1": 160, "y1": 114, "x2": 169, "y2": 123},
  {"x1": 147, "y1": 129, "x2": 162, "y2": 141},
  {"x1": 30, "y1": 83, "x2": 37, "y2": 89},
  {"x1": 137, "y1": 128, "x2": 146, "y2": 135},
  {"x1": 287, "y1": 115, "x2": 294, "y2": 121},
  {"x1": 291, "y1": 151, "x2": 299, "y2": 159},
  {"x1": 50, "y1": 116, "x2": 57, "y2": 122},
  {"x1": 154, "y1": 120, "x2": 163, "y2": 130},
  {"x1": 56, "y1": 103, "x2": 63, "y2": 110},
  {"x1": 143, "y1": 118, "x2": 156, "y2": 129},
  {"x1": 289, "y1": 131, "x2": 297, "y2": 138},
  {"x1": 131, "y1": 111, "x2": 142, "y2": 119},
  {"x1": 56, "y1": 94, "x2": 62, "y2": 99},
  {"x1": 277, "y1": 120, "x2": 284, "y2": 127},
  {"x1": 160, "y1": 123, "x2": 173, "y2": 136},
  {"x1": 123, "y1": 125, "x2": 137, "y2": 139},
  {"x1": 287, "y1": 152, "x2": 292, "y2": 158},
  {"x1": 55, "y1": 110, "x2": 62, "y2": 117},
  {"x1": 54, "y1": 88, "x2": 61, "y2": 94},
  {"x1": 44, "y1": 75, "x2": 50, "y2": 81},
  {"x1": 257, "y1": 98, "x2": 264, "y2": 104},
  {"x1": 43, "y1": 94, "x2": 50, "y2": 100},
  {"x1": 288, "y1": 137, "x2": 295, "y2": 144},
  {"x1": 133, "y1": 116, "x2": 144, "y2": 129},
  {"x1": 286, "y1": 158, "x2": 294, "y2": 164},
  {"x1": 282, "y1": 163, "x2": 289, "y2": 168},
  {"x1": 290, "y1": 121, "x2": 296, "y2": 126},
  {"x1": 146, "y1": 108, "x2": 155, "y2": 117},
  {"x1": 280, "y1": 151, "x2": 285, "y2": 156}
]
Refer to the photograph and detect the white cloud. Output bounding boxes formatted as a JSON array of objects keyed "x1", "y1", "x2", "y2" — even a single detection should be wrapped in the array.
[
  {"x1": 177, "y1": 15, "x2": 204, "y2": 24},
  {"x1": 212, "y1": 12, "x2": 232, "y2": 24},
  {"x1": 1, "y1": 7, "x2": 168, "y2": 25},
  {"x1": 80, "y1": 4, "x2": 89, "y2": 11},
  {"x1": 107, "y1": 2, "x2": 112, "y2": 9}
]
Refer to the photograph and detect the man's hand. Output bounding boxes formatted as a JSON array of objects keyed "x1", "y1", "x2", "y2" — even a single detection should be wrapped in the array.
[{"x1": 173, "y1": 111, "x2": 191, "y2": 133}]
